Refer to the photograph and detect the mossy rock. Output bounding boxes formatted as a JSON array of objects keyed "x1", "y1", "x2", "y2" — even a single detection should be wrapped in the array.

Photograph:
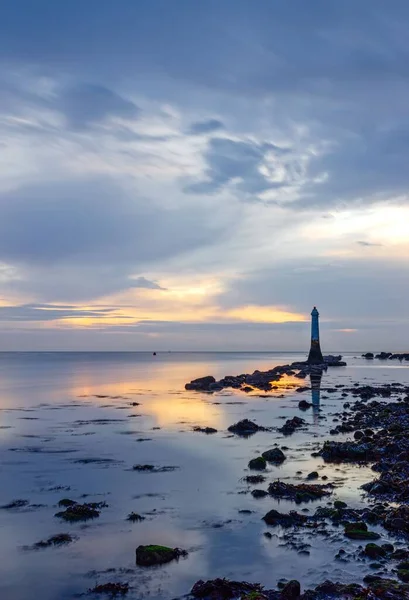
[
  {"x1": 345, "y1": 530, "x2": 380, "y2": 540},
  {"x1": 365, "y1": 543, "x2": 386, "y2": 559},
  {"x1": 398, "y1": 569, "x2": 409, "y2": 583},
  {"x1": 344, "y1": 524, "x2": 380, "y2": 540},
  {"x1": 135, "y1": 545, "x2": 187, "y2": 566},
  {"x1": 334, "y1": 500, "x2": 347, "y2": 509},
  {"x1": 248, "y1": 457, "x2": 267, "y2": 471},
  {"x1": 241, "y1": 593, "x2": 267, "y2": 600}
]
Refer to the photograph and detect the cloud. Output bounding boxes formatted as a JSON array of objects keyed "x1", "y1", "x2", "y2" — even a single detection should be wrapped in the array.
[
  {"x1": 0, "y1": 177, "x2": 227, "y2": 301},
  {"x1": 185, "y1": 137, "x2": 293, "y2": 196},
  {"x1": 188, "y1": 119, "x2": 224, "y2": 135},
  {"x1": 357, "y1": 241, "x2": 383, "y2": 247},
  {"x1": 0, "y1": 303, "x2": 120, "y2": 322},
  {"x1": 129, "y1": 276, "x2": 166, "y2": 290},
  {"x1": 1, "y1": 2, "x2": 409, "y2": 348},
  {"x1": 57, "y1": 83, "x2": 140, "y2": 129},
  {"x1": 0, "y1": 178, "x2": 221, "y2": 267}
]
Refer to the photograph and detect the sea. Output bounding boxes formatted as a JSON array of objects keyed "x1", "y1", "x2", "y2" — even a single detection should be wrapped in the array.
[{"x1": 0, "y1": 351, "x2": 408, "y2": 600}]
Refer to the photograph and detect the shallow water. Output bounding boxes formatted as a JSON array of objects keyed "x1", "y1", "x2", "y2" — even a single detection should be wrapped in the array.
[{"x1": 0, "y1": 351, "x2": 408, "y2": 599}]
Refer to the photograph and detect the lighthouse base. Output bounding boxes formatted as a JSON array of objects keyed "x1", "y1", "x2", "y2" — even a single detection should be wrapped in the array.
[{"x1": 308, "y1": 340, "x2": 324, "y2": 364}]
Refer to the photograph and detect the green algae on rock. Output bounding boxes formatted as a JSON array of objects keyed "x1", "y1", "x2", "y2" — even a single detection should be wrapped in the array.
[
  {"x1": 344, "y1": 521, "x2": 380, "y2": 540},
  {"x1": 135, "y1": 545, "x2": 187, "y2": 566}
]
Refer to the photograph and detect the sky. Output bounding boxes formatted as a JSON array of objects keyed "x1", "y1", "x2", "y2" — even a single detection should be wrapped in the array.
[{"x1": 0, "y1": 0, "x2": 409, "y2": 351}]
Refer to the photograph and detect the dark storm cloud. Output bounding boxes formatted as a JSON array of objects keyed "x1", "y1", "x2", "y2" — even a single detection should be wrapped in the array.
[{"x1": 188, "y1": 119, "x2": 224, "y2": 135}]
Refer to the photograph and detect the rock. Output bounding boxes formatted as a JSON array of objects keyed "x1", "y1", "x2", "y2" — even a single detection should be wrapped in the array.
[
  {"x1": 58, "y1": 498, "x2": 76, "y2": 507},
  {"x1": 319, "y1": 440, "x2": 377, "y2": 462},
  {"x1": 298, "y1": 400, "x2": 312, "y2": 410},
  {"x1": 185, "y1": 376, "x2": 216, "y2": 391},
  {"x1": 135, "y1": 545, "x2": 187, "y2": 566},
  {"x1": 306, "y1": 471, "x2": 319, "y2": 480},
  {"x1": 398, "y1": 570, "x2": 409, "y2": 583},
  {"x1": 228, "y1": 419, "x2": 267, "y2": 436},
  {"x1": 375, "y1": 352, "x2": 392, "y2": 360},
  {"x1": 32, "y1": 533, "x2": 74, "y2": 549},
  {"x1": 252, "y1": 489, "x2": 268, "y2": 498},
  {"x1": 262, "y1": 448, "x2": 286, "y2": 463},
  {"x1": 280, "y1": 580, "x2": 300, "y2": 599},
  {"x1": 127, "y1": 512, "x2": 144, "y2": 522},
  {"x1": 278, "y1": 417, "x2": 305, "y2": 435},
  {"x1": 243, "y1": 475, "x2": 266, "y2": 484},
  {"x1": 193, "y1": 426, "x2": 218, "y2": 434},
  {"x1": 344, "y1": 522, "x2": 380, "y2": 540},
  {"x1": 55, "y1": 501, "x2": 106, "y2": 522},
  {"x1": 0, "y1": 499, "x2": 29, "y2": 509},
  {"x1": 334, "y1": 500, "x2": 347, "y2": 509},
  {"x1": 191, "y1": 579, "x2": 264, "y2": 599},
  {"x1": 364, "y1": 543, "x2": 386, "y2": 559},
  {"x1": 268, "y1": 481, "x2": 332, "y2": 502},
  {"x1": 354, "y1": 430, "x2": 364, "y2": 440},
  {"x1": 248, "y1": 457, "x2": 267, "y2": 471},
  {"x1": 88, "y1": 582, "x2": 129, "y2": 595},
  {"x1": 262, "y1": 509, "x2": 308, "y2": 527},
  {"x1": 363, "y1": 353, "x2": 374, "y2": 359}
]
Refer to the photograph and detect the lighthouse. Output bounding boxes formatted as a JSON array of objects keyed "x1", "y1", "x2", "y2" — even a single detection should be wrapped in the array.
[{"x1": 307, "y1": 306, "x2": 324, "y2": 364}]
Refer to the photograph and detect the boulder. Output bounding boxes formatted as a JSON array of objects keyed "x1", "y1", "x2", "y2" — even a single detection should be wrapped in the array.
[
  {"x1": 262, "y1": 448, "x2": 286, "y2": 463},
  {"x1": 280, "y1": 580, "x2": 301, "y2": 599},
  {"x1": 248, "y1": 457, "x2": 267, "y2": 471},
  {"x1": 135, "y1": 545, "x2": 187, "y2": 566},
  {"x1": 185, "y1": 376, "x2": 216, "y2": 391}
]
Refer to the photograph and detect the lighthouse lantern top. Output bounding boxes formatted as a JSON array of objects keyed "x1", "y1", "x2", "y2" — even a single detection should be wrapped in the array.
[{"x1": 311, "y1": 306, "x2": 319, "y2": 316}]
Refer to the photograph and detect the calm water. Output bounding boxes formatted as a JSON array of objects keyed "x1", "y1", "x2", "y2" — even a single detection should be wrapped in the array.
[{"x1": 0, "y1": 351, "x2": 408, "y2": 599}]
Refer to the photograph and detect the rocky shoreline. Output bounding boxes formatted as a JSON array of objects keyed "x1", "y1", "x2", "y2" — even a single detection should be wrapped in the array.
[
  {"x1": 363, "y1": 351, "x2": 409, "y2": 361},
  {"x1": 181, "y1": 356, "x2": 409, "y2": 600},
  {"x1": 185, "y1": 356, "x2": 347, "y2": 393}
]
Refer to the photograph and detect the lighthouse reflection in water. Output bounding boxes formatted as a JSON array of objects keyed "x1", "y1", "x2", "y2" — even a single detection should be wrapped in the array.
[{"x1": 310, "y1": 369, "x2": 323, "y2": 424}]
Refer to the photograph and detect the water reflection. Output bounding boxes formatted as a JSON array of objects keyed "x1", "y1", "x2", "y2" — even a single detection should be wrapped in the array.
[{"x1": 310, "y1": 370, "x2": 323, "y2": 424}]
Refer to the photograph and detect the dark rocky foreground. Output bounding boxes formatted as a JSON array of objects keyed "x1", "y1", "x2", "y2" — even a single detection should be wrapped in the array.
[
  {"x1": 185, "y1": 356, "x2": 346, "y2": 393},
  {"x1": 189, "y1": 576, "x2": 409, "y2": 599}
]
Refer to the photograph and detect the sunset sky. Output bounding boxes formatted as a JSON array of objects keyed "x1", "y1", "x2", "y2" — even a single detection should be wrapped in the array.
[{"x1": 0, "y1": 1, "x2": 409, "y2": 350}]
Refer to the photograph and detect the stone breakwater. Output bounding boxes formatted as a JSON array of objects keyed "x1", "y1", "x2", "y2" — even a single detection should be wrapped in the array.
[{"x1": 185, "y1": 356, "x2": 346, "y2": 392}]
